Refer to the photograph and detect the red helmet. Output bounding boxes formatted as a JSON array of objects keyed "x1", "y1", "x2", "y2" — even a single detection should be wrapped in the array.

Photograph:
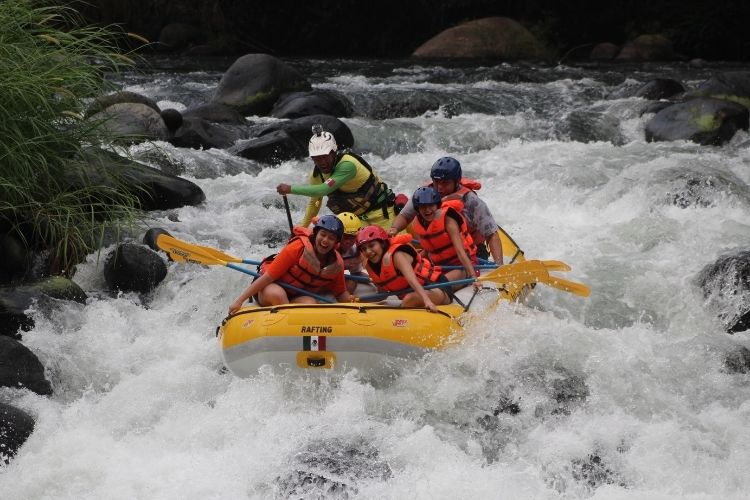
[{"x1": 356, "y1": 225, "x2": 388, "y2": 251}]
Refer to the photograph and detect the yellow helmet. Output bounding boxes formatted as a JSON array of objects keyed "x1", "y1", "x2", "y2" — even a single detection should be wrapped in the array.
[{"x1": 336, "y1": 212, "x2": 363, "y2": 236}]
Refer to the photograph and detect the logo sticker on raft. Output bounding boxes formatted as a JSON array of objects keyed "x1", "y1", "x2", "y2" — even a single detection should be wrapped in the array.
[
  {"x1": 303, "y1": 335, "x2": 326, "y2": 351},
  {"x1": 242, "y1": 319, "x2": 255, "y2": 328},
  {"x1": 392, "y1": 319, "x2": 408, "y2": 327},
  {"x1": 300, "y1": 326, "x2": 333, "y2": 334}
]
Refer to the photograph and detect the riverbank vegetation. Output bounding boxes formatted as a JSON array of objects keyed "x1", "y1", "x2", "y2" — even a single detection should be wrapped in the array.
[{"x1": 0, "y1": 1, "x2": 141, "y2": 276}]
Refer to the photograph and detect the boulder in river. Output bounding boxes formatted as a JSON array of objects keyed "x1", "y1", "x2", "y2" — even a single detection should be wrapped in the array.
[
  {"x1": 644, "y1": 97, "x2": 749, "y2": 145},
  {"x1": 104, "y1": 243, "x2": 168, "y2": 293},
  {"x1": 212, "y1": 53, "x2": 311, "y2": 116},
  {"x1": 695, "y1": 250, "x2": 750, "y2": 333},
  {"x1": 271, "y1": 89, "x2": 353, "y2": 119},
  {"x1": 0, "y1": 336, "x2": 52, "y2": 395},
  {"x1": 89, "y1": 103, "x2": 170, "y2": 144},
  {"x1": 0, "y1": 276, "x2": 87, "y2": 339},
  {"x1": 0, "y1": 402, "x2": 35, "y2": 464},
  {"x1": 412, "y1": 17, "x2": 547, "y2": 60}
]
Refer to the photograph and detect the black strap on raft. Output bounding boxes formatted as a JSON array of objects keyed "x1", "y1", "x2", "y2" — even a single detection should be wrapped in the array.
[{"x1": 433, "y1": 274, "x2": 467, "y2": 310}]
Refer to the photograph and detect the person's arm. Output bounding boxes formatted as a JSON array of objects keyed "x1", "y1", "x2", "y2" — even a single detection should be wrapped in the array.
[
  {"x1": 388, "y1": 200, "x2": 416, "y2": 236},
  {"x1": 228, "y1": 272, "x2": 275, "y2": 315},
  {"x1": 392, "y1": 251, "x2": 437, "y2": 312},
  {"x1": 290, "y1": 161, "x2": 357, "y2": 197},
  {"x1": 445, "y1": 213, "x2": 476, "y2": 278},
  {"x1": 486, "y1": 231, "x2": 504, "y2": 265}
]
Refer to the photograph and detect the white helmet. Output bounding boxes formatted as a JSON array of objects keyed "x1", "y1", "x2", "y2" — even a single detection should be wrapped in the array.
[{"x1": 308, "y1": 124, "x2": 337, "y2": 157}]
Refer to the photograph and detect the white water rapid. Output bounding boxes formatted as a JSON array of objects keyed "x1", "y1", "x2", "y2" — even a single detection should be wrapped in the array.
[{"x1": 2, "y1": 59, "x2": 750, "y2": 499}]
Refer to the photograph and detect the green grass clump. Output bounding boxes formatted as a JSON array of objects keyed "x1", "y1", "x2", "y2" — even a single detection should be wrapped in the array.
[{"x1": 0, "y1": 0, "x2": 142, "y2": 275}]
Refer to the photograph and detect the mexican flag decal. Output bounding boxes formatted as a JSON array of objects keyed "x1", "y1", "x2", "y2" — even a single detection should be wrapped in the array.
[{"x1": 303, "y1": 335, "x2": 326, "y2": 351}]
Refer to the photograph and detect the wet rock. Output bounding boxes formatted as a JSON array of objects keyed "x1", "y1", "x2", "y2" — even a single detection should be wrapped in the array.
[
  {"x1": 276, "y1": 438, "x2": 391, "y2": 499},
  {"x1": 725, "y1": 346, "x2": 750, "y2": 373},
  {"x1": 370, "y1": 93, "x2": 442, "y2": 119},
  {"x1": 590, "y1": 43, "x2": 619, "y2": 60},
  {"x1": 0, "y1": 336, "x2": 52, "y2": 395},
  {"x1": 271, "y1": 89, "x2": 353, "y2": 119},
  {"x1": 169, "y1": 115, "x2": 249, "y2": 149},
  {"x1": 77, "y1": 148, "x2": 206, "y2": 210},
  {"x1": 413, "y1": 17, "x2": 547, "y2": 60},
  {"x1": 143, "y1": 228, "x2": 172, "y2": 253},
  {"x1": 89, "y1": 103, "x2": 170, "y2": 144},
  {"x1": 0, "y1": 276, "x2": 87, "y2": 339},
  {"x1": 652, "y1": 167, "x2": 750, "y2": 208},
  {"x1": 182, "y1": 103, "x2": 247, "y2": 125},
  {"x1": 695, "y1": 250, "x2": 750, "y2": 333},
  {"x1": 229, "y1": 129, "x2": 303, "y2": 164},
  {"x1": 634, "y1": 79, "x2": 685, "y2": 100},
  {"x1": 212, "y1": 53, "x2": 311, "y2": 116},
  {"x1": 644, "y1": 97, "x2": 749, "y2": 145},
  {"x1": 104, "y1": 243, "x2": 167, "y2": 293},
  {"x1": 0, "y1": 403, "x2": 35, "y2": 464},
  {"x1": 256, "y1": 115, "x2": 354, "y2": 152},
  {"x1": 262, "y1": 228, "x2": 290, "y2": 246},
  {"x1": 616, "y1": 34, "x2": 675, "y2": 61},
  {"x1": 85, "y1": 91, "x2": 160, "y2": 118},
  {"x1": 689, "y1": 71, "x2": 750, "y2": 109},
  {"x1": 0, "y1": 233, "x2": 29, "y2": 284},
  {"x1": 160, "y1": 108, "x2": 183, "y2": 132},
  {"x1": 641, "y1": 101, "x2": 673, "y2": 115}
]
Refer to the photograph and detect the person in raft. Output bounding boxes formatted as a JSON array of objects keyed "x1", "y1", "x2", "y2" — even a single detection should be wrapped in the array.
[
  {"x1": 387, "y1": 156, "x2": 504, "y2": 265},
  {"x1": 409, "y1": 186, "x2": 478, "y2": 283},
  {"x1": 336, "y1": 212, "x2": 368, "y2": 293},
  {"x1": 356, "y1": 225, "x2": 451, "y2": 312},
  {"x1": 227, "y1": 215, "x2": 351, "y2": 314},
  {"x1": 276, "y1": 124, "x2": 397, "y2": 229}
]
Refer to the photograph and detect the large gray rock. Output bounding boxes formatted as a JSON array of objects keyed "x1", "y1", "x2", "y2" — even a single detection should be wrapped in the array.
[
  {"x1": 212, "y1": 53, "x2": 311, "y2": 116},
  {"x1": 89, "y1": 103, "x2": 170, "y2": 144},
  {"x1": 76, "y1": 148, "x2": 206, "y2": 210},
  {"x1": 634, "y1": 79, "x2": 685, "y2": 100},
  {"x1": 0, "y1": 336, "x2": 52, "y2": 395},
  {"x1": 696, "y1": 250, "x2": 750, "y2": 333},
  {"x1": 271, "y1": 90, "x2": 353, "y2": 119},
  {"x1": 689, "y1": 71, "x2": 750, "y2": 109},
  {"x1": 104, "y1": 243, "x2": 168, "y2": 293},
  {"x1": 412, "y1": 17, "x2": 547, "y2": 60},
  {"x1": 169, "y1": 116, "x2": 249, "y2": 149},
  {"x1": 0, "y1": 276, "x2": 87, "y2": 339},
  {"x1": 645, "y1": 98, "x2": 749, "y2": 145},
  {"x1": 616, "y1": 34, "x2": 675, "y2": 61},
  {"x1": 85, "y1": 91, "x2": 160, "y2": 118},
  {"x1": 0, "y1": 403, "x2": 35, "y2": 464}
]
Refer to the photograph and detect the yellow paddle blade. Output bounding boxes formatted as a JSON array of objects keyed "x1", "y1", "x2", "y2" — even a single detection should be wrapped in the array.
[
  {"x1": 155, "y1": 234, "x2": 240, "y2": 266},
  {"x1": 541, "y1": 260, "x2": 571, "y2": 272},
  {"x1": 478, "y1": 260, "x2": 590, "y2": 297}
]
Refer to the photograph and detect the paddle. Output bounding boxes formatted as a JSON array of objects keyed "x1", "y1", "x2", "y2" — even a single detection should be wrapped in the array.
[
  {"x1": 358, "y1": 260, "x2": 590, "y2": 302},
  {"x1": 156, "y1": 233, "x2": 371, "y2": 283},
  {"x1": 155, "y1": 233, "x2": 337, "y2": 303},
  {"x1": 282, "y1": 195, "x2": 294, "y2": 235},
  {"x1": 440, "y1": 260, "x2": 572, "y2": 272}
]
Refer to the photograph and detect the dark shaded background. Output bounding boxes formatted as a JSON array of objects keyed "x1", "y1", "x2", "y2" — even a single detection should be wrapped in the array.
[{"x1": 73, "y1": 0, "x2": 750, "y2": 61}]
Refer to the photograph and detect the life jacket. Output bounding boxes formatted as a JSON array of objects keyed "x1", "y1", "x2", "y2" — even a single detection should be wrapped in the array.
[
  {"x1": 261, "y1": 227, "x2": 344, "y2": 293},
  {"x1": 314, "y1": 150, "x2": 393, "y2": 217},
  {"x1": 411, "y1": 199, "x2": 477, "y2": 266},
  {"x1": 429, "y1": 178, "x2": 485, "y2": 244},
  {"x1": 363, "y1": 234, "x2": 442, "y2": 297}
]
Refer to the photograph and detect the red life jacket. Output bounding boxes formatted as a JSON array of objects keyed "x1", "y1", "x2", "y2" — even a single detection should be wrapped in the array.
[
  {"x1": 262, "y1": 227, "x2": 344, "y2": 293},
  {"x1": 411, "y1": 199, "x2": 477, "y2": 266},
  {"x1": 427, "y1": 178, "x2": 486, "y2": 244},
  {"x1": 363, "y1": 234, "x2": 442, "y2": 297}
]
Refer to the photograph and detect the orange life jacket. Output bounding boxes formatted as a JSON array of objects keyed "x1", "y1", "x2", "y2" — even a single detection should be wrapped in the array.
[
  {"x1": 411, "y1": 199, "x2": 477, "y2": 266},
  {"x1": 363, "y1": 234, "x2": 442, "y2": 297},
  {"x1": 262, "y1": 227, "x2": 344, "y2": 293},
  {"x1": 426, "y1": 178, "x2": 486, "y2": 244}
]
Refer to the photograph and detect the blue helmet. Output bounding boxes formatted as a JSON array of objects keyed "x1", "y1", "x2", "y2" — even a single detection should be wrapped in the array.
[
  {"x1": 430, "y1": 156, "x2": 462, "y2": 181},
  {"x1": 313, "y1": 214, "x2": 344, "y2": 241},
  {"x1": 412, "y1": 186, "x2": 441, "y2": 209}
]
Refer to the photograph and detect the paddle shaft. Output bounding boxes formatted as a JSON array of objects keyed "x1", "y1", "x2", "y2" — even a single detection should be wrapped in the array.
[
  {"x1": 359, "y1": 278, "x2": 477, "y2": 302},
  {"x1": 282, "y1": 195, "x2": 294, "y2": 234},
  {"x1": 226, "y1": 263, "x2": 336, "y2": 304}
]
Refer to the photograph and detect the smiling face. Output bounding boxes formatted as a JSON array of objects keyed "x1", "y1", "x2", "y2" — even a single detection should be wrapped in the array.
[
  {"x1": 417, "y1": 203, "x2": 439, "y2": 222},
  {"x1": 314, "y1": 228, "x2": 339, "y2": 255},
  {"x1": 432, "y1": 179, "x2": 457, "y2": 197},
  {"x1": 312, "y1": 152, "x2": 335, "y2": 174},
  {"x1": 340, "y1": 233, "x2": 357, "y2": 252},
  {"x1": 359, "y1": 240, "x2": 385, "y2": 264}
]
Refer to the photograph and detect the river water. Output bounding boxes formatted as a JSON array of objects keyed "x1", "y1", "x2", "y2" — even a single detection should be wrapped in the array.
[{"x1": 2, "y1": 58, "x2": 750, "y2": 499}]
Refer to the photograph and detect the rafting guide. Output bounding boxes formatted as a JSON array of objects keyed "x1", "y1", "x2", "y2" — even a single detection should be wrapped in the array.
[{"x1": 276, "y1": 125, "x2": 397, "y2": 229}]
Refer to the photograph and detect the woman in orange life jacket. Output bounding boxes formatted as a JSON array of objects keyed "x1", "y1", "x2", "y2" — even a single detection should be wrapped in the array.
[
  {"x1": 227, "y1": 215, "x2": 351, "y2": 314},
  {"x1": 356, "y1": 225, "x2": 449, "y2": 312},
  {"x1": 409, "y1": 186, "x2": 479, "y2": 287}
]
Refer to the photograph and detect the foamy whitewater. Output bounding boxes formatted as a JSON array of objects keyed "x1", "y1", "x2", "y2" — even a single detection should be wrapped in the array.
[{"x1": 2, "y1": 58, "x2": 750, "y2": 499}]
